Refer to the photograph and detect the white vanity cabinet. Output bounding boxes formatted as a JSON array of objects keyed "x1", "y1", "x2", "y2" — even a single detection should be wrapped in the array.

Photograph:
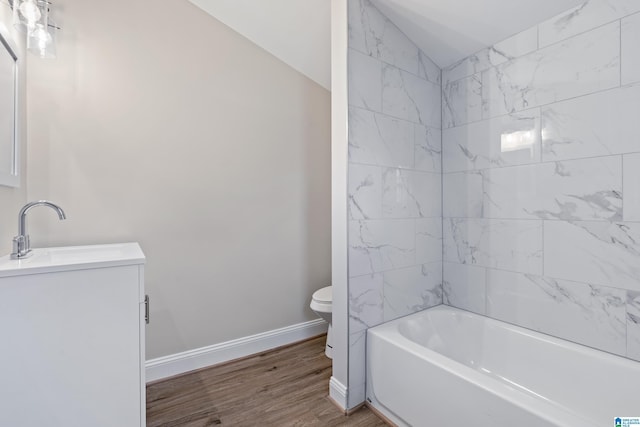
[{"x1": 0, "y1": 243, "x2": 146, "y2": 427}]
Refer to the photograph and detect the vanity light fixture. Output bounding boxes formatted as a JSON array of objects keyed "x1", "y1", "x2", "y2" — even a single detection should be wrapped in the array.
[
  {"x1": 9, "y1": 0, "x2": 59, "y2": 59},
  {"x1": 14, "y1": 0, "x2": 40, "y2": 31}
]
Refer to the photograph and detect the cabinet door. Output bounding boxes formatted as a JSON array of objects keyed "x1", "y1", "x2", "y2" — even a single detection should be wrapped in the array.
[{"x1": 0, "y1": 266, "x2": 142, "y2": 427}]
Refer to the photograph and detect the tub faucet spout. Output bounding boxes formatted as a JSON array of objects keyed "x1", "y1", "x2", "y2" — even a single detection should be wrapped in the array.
[{"x1": 11, "y1": 200, "x2": 67, "y2": 259}]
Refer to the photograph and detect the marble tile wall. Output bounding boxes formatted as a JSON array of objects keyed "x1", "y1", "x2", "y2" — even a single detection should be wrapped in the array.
[
  {"x1": 442, "y1": 0, "x2": 640, "y2": 363},
  {"x1": 347, "y1": 0, "x2": 442, "y2": 407}
]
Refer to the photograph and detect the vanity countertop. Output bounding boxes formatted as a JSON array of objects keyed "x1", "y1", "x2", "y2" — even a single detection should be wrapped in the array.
[{"x1": 0, "y1": 242, "x2": 145, "y2": 278}]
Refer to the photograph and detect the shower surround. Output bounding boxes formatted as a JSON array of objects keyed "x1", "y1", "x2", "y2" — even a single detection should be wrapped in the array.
[
  {"x1": 441, "y1": 0, "x2": 640, "y2": 363},
  {"x1": 342, "y1": 0, "x2": 640, "y2": 410}
]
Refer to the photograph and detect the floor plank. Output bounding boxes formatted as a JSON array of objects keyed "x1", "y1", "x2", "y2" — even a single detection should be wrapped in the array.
[{"x1": 146, "y1": 335, "x2": 388, "y2": 426}]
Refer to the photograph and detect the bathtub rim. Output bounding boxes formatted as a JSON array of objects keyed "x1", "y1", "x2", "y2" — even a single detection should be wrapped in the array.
[{"x1": 372, "y1": 305, "x2": 640, "y2": 372}]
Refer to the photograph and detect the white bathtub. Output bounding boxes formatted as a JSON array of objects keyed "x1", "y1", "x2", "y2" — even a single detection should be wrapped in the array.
[{"x1": 366, "y1": 305, "x2": 640, "y2": 427}]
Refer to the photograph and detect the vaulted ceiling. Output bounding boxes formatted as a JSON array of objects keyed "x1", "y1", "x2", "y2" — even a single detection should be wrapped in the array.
[
  {"x1": 189, "y1": 0, "x2": 586, "y2": 90},
  {"x1": 188, "y1": 0, "x2": 331, "y2": 90}
]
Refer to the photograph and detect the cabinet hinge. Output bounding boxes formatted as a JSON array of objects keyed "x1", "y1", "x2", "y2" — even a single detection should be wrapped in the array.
[{"x1": 145, "y1": 295, "x2": 150, "y2": 324}]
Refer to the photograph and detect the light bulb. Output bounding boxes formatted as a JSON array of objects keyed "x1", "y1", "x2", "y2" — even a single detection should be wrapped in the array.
[
  {"x1": 18, "y1": 0, "x2": 42, "y2": 25},
  {"x1": 28, "y1": 25, "x2": 52, "y2": 57},
  {"x1": 35, "y1": 27, "x2": 51, "y2": 50}
]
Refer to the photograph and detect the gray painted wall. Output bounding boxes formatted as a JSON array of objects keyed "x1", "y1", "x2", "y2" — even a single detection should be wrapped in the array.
[{"x1": 24, "y1": 0, "x2": 332, "y2": 360}]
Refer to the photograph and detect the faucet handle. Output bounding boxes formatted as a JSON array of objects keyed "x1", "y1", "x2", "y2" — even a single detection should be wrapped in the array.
[
  {"x1": 12, "y1": 235, "x2": 22, "y2": 253},
  {"x1": 11, "y1": 235, "x2": 30, "y2": 259}
]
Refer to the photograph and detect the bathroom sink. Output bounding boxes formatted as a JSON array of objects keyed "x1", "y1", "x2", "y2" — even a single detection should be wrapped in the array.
[{"x1": 0, "y1": 243, "x2": 145, "y2": 277}]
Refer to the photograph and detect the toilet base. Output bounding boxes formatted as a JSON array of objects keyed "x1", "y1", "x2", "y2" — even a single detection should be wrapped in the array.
[{"x1": 325, "y1": 324, "x2": 333, "y2": 359}]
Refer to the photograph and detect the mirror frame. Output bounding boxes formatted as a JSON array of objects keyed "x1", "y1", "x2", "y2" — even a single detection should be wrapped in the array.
[{"x1": 0, "y1": 26, "x2": 20, "y2": 188}]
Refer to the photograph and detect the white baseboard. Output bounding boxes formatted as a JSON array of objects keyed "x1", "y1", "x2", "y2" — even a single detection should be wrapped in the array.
[
  {"x1": 329, "y1": 376, "x2": 348, "y2": 410},
  {"x1": 146, "y1": 319, "x2": 328, "y2": 383}
]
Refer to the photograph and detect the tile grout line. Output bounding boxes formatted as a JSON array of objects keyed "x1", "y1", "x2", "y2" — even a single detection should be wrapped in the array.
[
  {"x1": 620, "y1": 17, "x2": 623, "y2": 88},
  {"x1": 444, "y1": 16, "x2": 629, "y2": 87},
  {"x1": 622, "y1": 152, "x2": 628, "y2": 356},
  {"x1": 443, "y1": 80, "x2": 640, "y2": 132},
  {"x1": 440, "y1": 65, "x2": 445, "y2": 306},
  {"x1": 541, "y1": 220, "x2": 545, "y2": 278},
  {"x1": 440, "y1": 260, "x2": 634, "y2": 300},
  {"x1": 442, "y1": 152, "x2": 632, "y2": 174}
]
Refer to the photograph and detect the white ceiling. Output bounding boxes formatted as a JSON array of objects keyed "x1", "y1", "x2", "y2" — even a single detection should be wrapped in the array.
[
  {"x1": 188, "y1": 0, "x2": 586, "y2": 90},
  {"x1": 188, "y1": 0, "x2": 331, "y2": 90}
]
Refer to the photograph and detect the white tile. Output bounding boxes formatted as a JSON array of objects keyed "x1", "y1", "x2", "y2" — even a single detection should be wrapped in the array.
[
  {"x1": 542, "y1": 83, "x2": 640, "y2": 161},
  {"x1": 628, "y1": 291, "x2": 640, "y2": 361},
  {"x1": 442, "y1": 74, "x2": 483, "y2": 128},
  {"x1": 416, "y1": 218, "x2": 442, "y2": 264},
  {"x1": 348, "y1": 0, "x2": 420, "y2": 75},
  {"x1": 418, "y1": 51, "x2": 441, "y2": 85},
  {"x1": 349, "y1": 273, "x2": 384, "y2": 333},
  {"x1": 348, "y1": 0, "x2": 386, "y2": 56},
  {"x1": 539, "y1": 0, "x2": 640, "y2": 48},
  {"x1": 442, "y1": 27, "x2": 537, "y2": 87},
  {"x1": 383, "y1": 64, "x2": 441, "y2": 127},
  {"x1": 443, "y1": 262, "x2": 487, "y2": 315},
  {"x1": 622, "y1": 12, "x2": 640, "y2": 85},
  {"x1": 376, "y1": 18, "x2": 420, "y2": 75},
  {"x1": 348, "y1": 383, "x2": 366, "y2": 409},
  {"x1": 382, "y1": 168, "x2": 441, "y2": 218},
  {"x1": 482, "y1": 22, "x2": 620, "y2": 119},
  {"x1": 348, "y1": 48, "x2": 382, "y2": 112},
  {"x1": 483, "y1": 156, "x2": 622, "y2": 221},
  {"x1": 492, "y1": 26, "x2": 538, "y2": 64},
  {"x1": 443, "y1": 218, "x2": 543, "y2": 275},
  {"x1": 348, "y1": 107, "x2": 415, "y2": 168},
  {"x1": 349, "y1": 219, "x2": 415, "y2": 276},
  {"x1": 348, "y1": 330, "x2": 366, "y2": 402},
  {"x1": 442, "y1": 110, "x2": 541, "y2": 173},
  {"x1": 624, "y1": 153, "x2": 640, "y2": 221},
  {"x1": 443, "y1": 52, "x2": 494, "y2": 87},
  {"x1": 414, "y1": 124, "x2": 442, "y2": 173},
  {"x1": 383, "y1": 263, "x2": 442, "y2": 322},
  {"x1": 544, "y1": 220, "x2": 640, "y2": 291},
  {"x1": 349, "y1": 164, "x2": 382, "y2": 220},
  {"x1": 487, "y1": 269, "x2": 626, "y2": 355},
  {"x1": 443, "y1": 171, "x2": 483, "y2": 218}
]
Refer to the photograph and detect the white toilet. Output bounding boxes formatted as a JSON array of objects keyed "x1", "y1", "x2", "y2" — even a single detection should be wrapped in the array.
[{"x1": 310, "y1": 285, "x2": 332, "y2": 359}]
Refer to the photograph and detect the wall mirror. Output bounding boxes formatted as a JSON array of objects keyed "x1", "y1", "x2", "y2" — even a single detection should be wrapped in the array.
[{"x1": 0, "y1": 30, "x2": 19, "y2": 187}]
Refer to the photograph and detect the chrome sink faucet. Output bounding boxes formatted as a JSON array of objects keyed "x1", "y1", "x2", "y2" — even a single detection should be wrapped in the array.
[{"x1": 11, "y1": 200, "x2": 67, "y2": 259}]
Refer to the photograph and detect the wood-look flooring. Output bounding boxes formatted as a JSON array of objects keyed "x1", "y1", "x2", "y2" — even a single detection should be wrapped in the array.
[{"x1": 146, "y1": 335, "x2": 388, "y2": 426}]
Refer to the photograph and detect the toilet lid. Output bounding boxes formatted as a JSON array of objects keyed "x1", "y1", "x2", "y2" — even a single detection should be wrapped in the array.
[{"x1": 312, "y1": 286, "x2": 332, "y2": 303}]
